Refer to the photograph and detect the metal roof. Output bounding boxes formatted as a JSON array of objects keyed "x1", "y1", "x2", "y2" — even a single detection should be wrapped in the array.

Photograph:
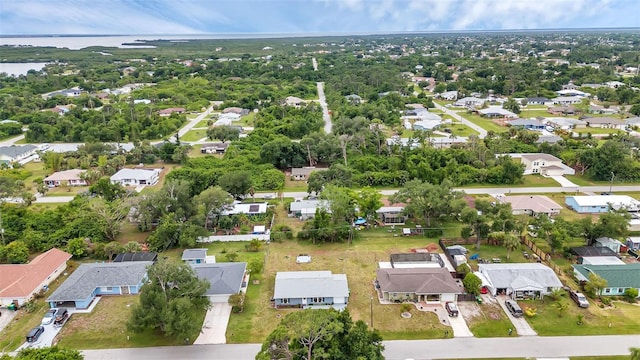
[{"x1": 273, "y1": 271, "x2": 349, "y2": 300}]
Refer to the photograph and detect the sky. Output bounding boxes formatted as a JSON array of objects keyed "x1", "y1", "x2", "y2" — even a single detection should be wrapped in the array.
[{"x1": 1, "y1": 0, "x2": 639, "y2": 36}]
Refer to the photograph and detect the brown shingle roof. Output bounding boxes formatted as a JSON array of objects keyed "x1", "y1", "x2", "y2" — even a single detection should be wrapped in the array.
[
  {"x1": 376, "y1": 267, "x2": 461, "y2": 294},
  {"x1": 0, "y1": 248, "x2": 71, "y2": 298}
]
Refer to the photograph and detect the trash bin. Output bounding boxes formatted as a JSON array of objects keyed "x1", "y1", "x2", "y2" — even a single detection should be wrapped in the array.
[
  {"x1": 476, "y1": 296, "x2": 483, "y2": 304},
  {"x1": 8, "y1": 303, "x2": 16, "y2": 311}
]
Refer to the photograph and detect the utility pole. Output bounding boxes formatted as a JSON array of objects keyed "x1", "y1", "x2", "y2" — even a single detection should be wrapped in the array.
[{"x1": 609, "y1": 172, "x2": 615, "y2": 194}]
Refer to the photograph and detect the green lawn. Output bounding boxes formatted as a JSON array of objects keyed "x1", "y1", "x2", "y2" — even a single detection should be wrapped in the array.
[
  {"x1": 461, "y1": 113, "x2": 508, "y2": 133},
  {"x1": 525, "y1": 299, "x2": 640, "y2": 336},
  {"x1": 194, "y1": 119, "x2": 212, "y2": 128},
  {"x1": 181, "y1": 129, "x2": 207, "y2": 142},
  {"x1": 56, "y1": 295, "x2": 205, "y2": 349},
  {"x1": 573, "y1": 127, "x2": 625, "y2": 135},
  {"x1": 463, "y1": 175, "x2": 560, "y2": 188},
  {"x1": 441, "y1": 123, "x2": 480, "y2": 137},
  {"x1": 519, "y1": 109, "x2": 552, "y2": 118}
]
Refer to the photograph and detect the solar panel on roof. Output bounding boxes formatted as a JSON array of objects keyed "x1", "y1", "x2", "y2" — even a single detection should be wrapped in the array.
[{"x1": 249, "y1": 204, "x2": 259, "y2": 213}]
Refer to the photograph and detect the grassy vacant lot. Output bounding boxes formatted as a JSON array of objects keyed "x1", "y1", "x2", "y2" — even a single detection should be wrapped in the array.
[
  {"x1": 283, "y1": 176, "x2": 309, "y2": 192},
  {"x1": 460, "y1": 113, "x2": 508, "y2": 133},
  {"x1": 525, "y1": 298, "x2": 640, "y2": 336},
  {"x1": 462, "y1": 301, "x2": 513, "y2": 338},
  {"x1": 463, "y1": 175, "x2": 560, "y2": 188},
  {"x1": 194, "y1": 119, "x2": 212, "y2": 128},
  {"x1": 56, "y1": 296, "x2": 204, "y2": 349},
  {"x1": 519, "y1": 109, "x2": 552, "y2": 118},
  {"x1": 441, "y1": 123, "x2": 480, "y2": 137},
  {"x1": 181, "y1": 129, "x2": 207, "y2": 142},
  {"x1": 225, "y1": 232, "x2": 451, "y2": 343}
]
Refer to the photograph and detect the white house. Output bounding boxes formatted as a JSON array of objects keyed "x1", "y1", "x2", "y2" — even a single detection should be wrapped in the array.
[
  {"x1": 565, "y1": 195, "x2": 640, "y2": 213},
  {"x1": 519, "y1": 153, "x2": 575, "y2": 176},
  {"x1": 439, "y1": 91, "x2": 458, "y2": 101},
  {"x1": 110, "y1": 168, "x2": 160, "y2": 186},
  {"x1": 552, "y1": 96, "x2": 583, "y2": 105},
  {"x1": 478, "y1": 106, "x2": 517, "y2": 118},
  {"x1": 478, "y1": 263, "x2": 563, "y2": 299},
  {"x1": 594, "y1": 237, "x2": 624, "y2": 253},
  {"x1": 497, "y1": 195, "x2": 562, "y2": 216}
]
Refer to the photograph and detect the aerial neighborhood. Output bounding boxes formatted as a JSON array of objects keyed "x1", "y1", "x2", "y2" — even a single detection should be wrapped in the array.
[{"x1": 1, "y1": 29, "x2": 640, "y2": 360}]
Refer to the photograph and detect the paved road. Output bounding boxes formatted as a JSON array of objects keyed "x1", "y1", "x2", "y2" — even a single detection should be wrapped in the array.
[
  {"x1": 316, "y1": 82, "x2": 332, "y2": 133},
  {"x1": 433, "y1": 102, "x2": 487, "y2": 139},
  {"x1": 177, "y1": 105, "x2": 214, "y2": 139},
  {"x1": 79, "y1": 335, "x2": 638, "y2": 360},
  {"x1": 0, "y1": 134, "x2": 25, "y2": 147},
  {"x1": 312, "y1": 57, "x2": 318, "y2": 71}
]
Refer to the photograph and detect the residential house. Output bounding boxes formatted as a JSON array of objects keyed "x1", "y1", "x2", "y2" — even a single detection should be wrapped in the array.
[
  {"x1": 289, "y1": 199, "x2": 330, "y2": 220},
  {"x1": 290, "y1": 167, "x2": 325, "y2": 181},
  {"x1": 520, "y1": 153, "x2": 575, "y2": 176},
  {"x1": 375, "y1": 267, "x2": 460, "y2": 303},
  {"x1": 562, "y1": 82, "x2": 579, "y2": 91},
  {"x1": 0, "y1": 144, "x2": 38, "y2": 167},
  {"x1": 589, "y1": 105, "x2": 619, "y2": 115},
  {"x1": 221, "y1": 202, "x2": 268, "y2": 216},
  {"x1": 438, "y1": 91, "x2": 458, "y2": 101},
  {"x1": 556, "y1": 89, "x2": 589, "y2": 97},
  {"x1": 478, "y1": 106, "x2": 517, "y2": 118},
  {"x1": 413, "y1": 120, "x2": 441, "y2": 131},
  {"x1": 192, "y1": 262, "x2": 247, "y2": 303},
  {"x1": 477, "y1": 263, "x2": 563, "y2": 299},
  {"x1": 47, "y1": 262, "x2": 152, "y2": 309},
  {"x1": 536, "y1": 133, "x2": 562, "y2": 144},
  {"x1": 157, "y1": 107, "x2": 186, "y2": 117},
  {"x1": 454, "y1": 97, "x2": 485, "y2": 108},
  {"x1": 182, "y1": 248, "x2": 215, "y2": 265},
  {"x1": 285, "y1": 96, "x2": 305, "y2": 108},
  {"x1": 580, "y1": 256, "x2": 625, "y2": 265},
  {"x1": 200, "y1": 142, "x2": 230, "y2": 154},
  {"x1": 110, "y1": 168, "x2": 160, "y2": 186},
  {"x1": 43, "y1": 169, "x2": 87, "y2": 187},
  {"x1": 497, "y1": 195, "x2": 562, "y2": 216},
  {"x1": 565, "y1": 195, "x2": 640, "y2": 213},
  {"x1": 594, "y1": 237, "x2": 624, "y2": 253},
  {"x1": 525, "y1": 97, "x2": 549, "y2": 105},
  {"x1": 273, "y1": 271, "x2": 349, "y2": 310},
  {"x1": 376, "y1": 199, "x2": 406, "y2": 225},
  {"x1": 507, "y1": 118, "x2": 545, "y2": 130},
  {"x1": 544, "y1": 117, "x2": 586, "y2": 130},
  {"x1": 583, "y1": 117, "x2": 626, "y2": 130},
  {"x1": 604, "y1": 81, "x2": 625, "y2": 89},
  {"x1": 552, "y1": 96, "x2": 583, "y2": 105},
  {"x1": 42, "y1": 87, "x2": 83, "y2": 99},
  {"x1": 573, "y1": 263, "x2": 640, "y2": 298},
  {"x1": 627, "y1": 237, "x2": 640, "y2": 251},
  {"x1": 547, "y1": 106, "x2": 577, "y2": 115},
  {"x1": 345, "y1": 94, "x2": 362, "y2": 105},
  {"x1": 0, "y1": 248, "x2": 71, "y2": 307},
  {"x1": 112, "y1": 252, "x2": 158, "y2": 263},
  {"x1": 222, "y1": 107, "x2": 249, "y2": 116},
  {"x1": 570, "y1": 246, "x2": 621, "y2": 263}
]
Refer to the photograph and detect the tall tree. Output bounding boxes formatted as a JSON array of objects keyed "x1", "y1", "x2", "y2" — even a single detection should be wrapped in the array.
[
  {"x1": 391, "y1": 179, "x2": 464, "y2": 227},
  {"x1": 356, "y1": 187, "x2": 383, "y2": 221},
  {"x1": 219, "y1": 171, "x2": 253, "y2": 199},
  {"x1": 207, "y1": 125, "x2": 240, "y2": 143},
  {"x1": 193, "y1": 186, "x2": 233, "y2": 229},
  {"x1": 128, "y1": 260, "x2": 210, "y2": 341}
]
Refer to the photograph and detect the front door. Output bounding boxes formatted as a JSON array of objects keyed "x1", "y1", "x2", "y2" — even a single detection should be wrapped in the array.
[{"x1": 121, "y1": 286, "x2": 130, "y2": 294}]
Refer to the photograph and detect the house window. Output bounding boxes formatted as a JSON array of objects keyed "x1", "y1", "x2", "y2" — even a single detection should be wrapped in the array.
[
  {"x1": 604, "y1": 288, "x2": 611, "y2": 294},
  {"x1": 282, "y1": 298, "x2": 289, "y2": 304},
  {"x1": 533, "y1": 162, "x2": 539, "y2": 166},
  {"x1": 618, "y1": 288, "x2": 624, "y2": 293}
]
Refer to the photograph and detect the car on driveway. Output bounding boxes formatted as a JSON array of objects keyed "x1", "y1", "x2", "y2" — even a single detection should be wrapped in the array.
[
  {"x1": 41, "y1": 308, "x2": 57, "y2": 325},
  {"x1": 505, "y1": 299, "x2": 523, "y2": 317},
  {"x1": 569, "y1": 290, "x2": 589, "y2": 308},
  {"x1": 53, "y1": 308, "x2": 69, "y2": 327},
  {"x1": 445, "y1": 302, "x2": 459, "y2": 317},
  {"x1": 26, "y1": 326, "x2": 44, "y2": 342}
]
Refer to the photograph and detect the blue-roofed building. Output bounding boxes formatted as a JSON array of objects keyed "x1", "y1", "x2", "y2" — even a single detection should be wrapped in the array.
[{"x1": 508, "y1": 118, "x2": 545, "y2": 130}]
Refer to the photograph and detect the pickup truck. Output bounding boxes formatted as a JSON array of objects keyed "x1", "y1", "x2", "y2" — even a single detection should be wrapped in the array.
[{"x1": 569, "y1": 290, "x2": 589, "y2": 308}]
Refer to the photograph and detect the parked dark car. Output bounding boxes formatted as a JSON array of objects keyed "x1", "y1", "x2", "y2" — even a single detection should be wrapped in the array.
[
  {"x1": 569, "y1": 290, "x2": 589, "y2": 308},
  {"x1": 505, "y1": 299, "x2": 523, "y2": 317},
  {"x1": 53, "y1": 308, "x2": 69, "y2": 327},
  {"x1": 445, "y1": 302, "x2": 459, "y2": 317},
  {"x1": 26, "y1": 326, "x2": 44, "y2": 342}
]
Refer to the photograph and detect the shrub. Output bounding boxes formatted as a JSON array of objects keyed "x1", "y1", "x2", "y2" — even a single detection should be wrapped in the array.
[
  {"x1": 400, "y1": 303, "x2": 412, "y2": 313},
  {"x1": 462, "y1": 273, "x2": 482, "y2": 295},
  {"x1": 577, "y1": 314, "x2": 585, "y2": 325},
  {"x1": 245, "y1": 239, "x2": 263, "y2": 252},
  {"x1": 600, "y1": 296, "x2": 612, "y2": 306},
  {"x1": 624, "y1": 288, "x2": 638, "y2": 303},
  {"x1": 523, "y1": 306, "x2": 537, "y2": 318},
  {"x1": 225, "y1": 252, "x2": 238, "y2": 262},
  {"x1": 424, "y1": 229, "x2": 443, "y2": 238}
]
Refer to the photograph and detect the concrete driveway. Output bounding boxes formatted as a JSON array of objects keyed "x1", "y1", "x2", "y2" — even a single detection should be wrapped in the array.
[
  {"x1": 495, "y1": 296, "x2": 537, "y2": 336},
  {"x1": 16, "y1": 321, "x2": 65, "y2": 351},
  {"x1": 194, "y1": 303, "x2": 232, "y2": 345}
]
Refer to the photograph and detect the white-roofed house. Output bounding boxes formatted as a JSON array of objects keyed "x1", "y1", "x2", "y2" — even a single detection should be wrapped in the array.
[
  {"x1": 273, "y1": 271, "x2": 349, "y2": 310},
  {"x1": 413, "y1": 120, "x2": 441, "y2": 131},
  {"x1": 290, "y1": 167, "x2": 325, "y2": 181},
  {"x1": 545, "y1": 117, "x2": 586, "y2": 130},
  {"x1": 110, "y1": 168, "x2": 160, "y2": 186},
  {"x1": 284, "y1": 96, "x2": 306, "y2": 108},
  {"x1": 289, "y1": 199, "x2": 330, "y2": 220},
  {"x1": 498, "y1": 195, "x2": 562, "y2": 217},
  {"x1": 221, "y1": 202, "x2": 268, "y2": 216},
  {"x1": 478, "y1": 106, "x2": 517, "y2": 119},
  {"x1": 43, "y1": 169, "x2": 87, "y2": 187},
  {"x1": 519, "y1": 153, "x2": 575, "y2": 176},
  {"x1": 583, "y1": 117, "x2": 626, "y2": 130},
  {"x1": 594, "y1": 237, "x2": 624, "y2": 254},
  {"x1": 552, "y1": 96, "x2": 583, "y2": 105},
  {"x1": 478, "y1": 263, "x2": 563, "y2": 299},
  {"x1": 565, "y1": 195, "x2": 640, "y2": 213}
]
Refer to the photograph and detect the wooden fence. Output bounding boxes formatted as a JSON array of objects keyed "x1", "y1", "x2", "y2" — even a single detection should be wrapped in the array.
[{"x1": 520, "y1": 236, "x2": 563, "y2": 275}]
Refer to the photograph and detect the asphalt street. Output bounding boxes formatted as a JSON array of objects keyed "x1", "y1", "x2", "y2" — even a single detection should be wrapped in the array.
[{"x1": 79, "y1": 335, "x2": 640, "y2": 360}]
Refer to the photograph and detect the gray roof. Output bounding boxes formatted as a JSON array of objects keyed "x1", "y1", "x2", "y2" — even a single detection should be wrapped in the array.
[
  {"x1": 273, "y1": 271, "x2": 349, "y2": 299},
  {"x1": 478, "y1": 263, "x2": 563, "y2": 290},
  {"x1": 182, "y1": 248, "x2": 207, "y2": 260},
  {"x1": 584, "y1": 117, "x2": 625, "y2": 125},
  {"x1": 289, "y1": 199, "x2": 330, "y2": 213},
  {"x1": 47, "y1": 262, "x2": 152, "y2": 302},
  {"x1": 0, "y1": 145, "x2": 37, "y2": 158},
  {"x1": 376, "y1": 267, "x2": 461, "y2": 294},
  {"x1": 509, "y1": 118, "x2": 544, "y2": 126},
  {"x1": 291, "y1": 167, "x2": 325, "y2": 176},
  {"x1": 191, "y1": 262, "x2": 246, "y2": 296}
]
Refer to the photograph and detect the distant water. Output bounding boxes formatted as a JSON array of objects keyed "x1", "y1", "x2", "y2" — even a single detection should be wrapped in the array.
[
  {"x1": 0, "y1": 33, "x2": 325, "y2": 50},
  {"x1": 0, "y1": 62, "x2": 48, "y2": 76}
]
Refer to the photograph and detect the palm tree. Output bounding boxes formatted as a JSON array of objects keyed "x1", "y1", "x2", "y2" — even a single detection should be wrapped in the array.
[
  {"x1": 503, "y1": 233, "x2": 521, "y2": 260},
  {"x1": 629, "y1": 347, "x2": 640, "y2": 360}
]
